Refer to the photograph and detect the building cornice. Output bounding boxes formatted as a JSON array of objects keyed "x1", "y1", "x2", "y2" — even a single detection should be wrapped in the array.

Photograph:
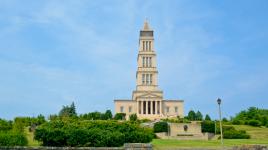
[{"x1": 164, "y1": 100, "x2": 184, "y2": 102}]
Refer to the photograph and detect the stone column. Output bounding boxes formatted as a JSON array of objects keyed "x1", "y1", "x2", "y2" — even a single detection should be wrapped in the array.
[
  {"x1": 137, "y1": 101, "x2": 140, "y2": 114},
  {"x1": 155, "y1": 101, "x2": 158, "y2": 114},
  {"x1": 160, "y1": 100, "x2": 162, "y2": 115},
  {"x1": 153, "y1": 101, "x2": 156, "y2": 114}
]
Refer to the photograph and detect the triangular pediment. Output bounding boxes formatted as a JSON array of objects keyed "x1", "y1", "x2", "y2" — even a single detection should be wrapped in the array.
[{"x1": 136, "y1": 92, "x2": 162, "y2": 98}]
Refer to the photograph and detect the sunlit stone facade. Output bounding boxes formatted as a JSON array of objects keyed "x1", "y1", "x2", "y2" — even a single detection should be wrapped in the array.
[{"x1": 114, "y1": 21, "x2": 184, "y2": 120}]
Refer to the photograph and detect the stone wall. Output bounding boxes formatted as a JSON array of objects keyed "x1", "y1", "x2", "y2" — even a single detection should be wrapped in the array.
[
  {"x1": 0, "y1": 144, "x2": 266, "y2": 150},
  {"x1": 0, "y1": 143, "x2": 153, "y2": 150}
]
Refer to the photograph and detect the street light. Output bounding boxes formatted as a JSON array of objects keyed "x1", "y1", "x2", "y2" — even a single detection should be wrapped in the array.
[{"x1": 217, "y1": 98, "x2": 223, "y2": 146}]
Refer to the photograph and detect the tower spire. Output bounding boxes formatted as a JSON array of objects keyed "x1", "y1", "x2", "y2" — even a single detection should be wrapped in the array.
[{"x1": 143, "y1": 19, "x2": 150, "y2": 30}]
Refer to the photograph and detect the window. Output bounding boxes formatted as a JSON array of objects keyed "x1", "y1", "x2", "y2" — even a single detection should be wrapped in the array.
[
  {"x1": 149, "y1": 57, "x2": 152, "y2": 67},
  {"x1": 149, "y1": 41, "x2": 151, "y2": 51},
  {"x1": 142, "y1": 74, "x2": 145, "y2": 84},
  {"x1": 146, "y1": 57, "x2": 148, "y2": 67},
  {"x1": 149, "y1": 74, "x2": 152, "y2": 84},
  {"x1": 166, "y1": 106, "x2": 169, "y2": 113},
  {"x1": 120, "y1": 106, "x2": 124, "y2": 113},
  {"x1": 142, "y1": 57, "x2": 145, "y2": 67},
  {"x1": 175, "y1": 106, "x2": 178, "y2": 113},
  {"x1": 142, "y1": 41, "x2": 145, "y2": 51},
  {"x1": 129, "y1": 106, "x2": 132, "y2": 113},
  {"x1": 146, "y1": 74, "x2": 149, "y2": 84}
]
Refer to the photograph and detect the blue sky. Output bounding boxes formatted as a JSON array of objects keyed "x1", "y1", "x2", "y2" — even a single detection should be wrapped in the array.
[{"x1": 0, "y1": 0, "x2": 267, "y2": 119}]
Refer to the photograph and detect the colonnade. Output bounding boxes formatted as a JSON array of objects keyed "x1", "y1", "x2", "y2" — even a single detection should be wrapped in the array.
[{"x1": 138, "y1": 100, "x2": 161, "y2": 115}]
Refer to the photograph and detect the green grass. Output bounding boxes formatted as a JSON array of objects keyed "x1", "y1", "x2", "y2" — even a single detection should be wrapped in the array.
[
  {"x1": 152, "y1": 125, "x2": 268, "y2": 149},
  {"x1": 24, "y1": 127, "x2": 41, "y2": 146},
  {"x1": 232, "y1": 125, "x2": 268, "y2": 139}
]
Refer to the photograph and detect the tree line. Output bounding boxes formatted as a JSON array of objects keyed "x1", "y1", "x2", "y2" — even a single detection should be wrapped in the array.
[{"x1": 0, "y1": 102, "x2": 267, "y2": 146}]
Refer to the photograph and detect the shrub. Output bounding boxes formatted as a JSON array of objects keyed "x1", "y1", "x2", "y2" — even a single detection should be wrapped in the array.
[
  {"x1": 0, "y1": 119, "x2": 12, "y2": 131},
  {"x1": 223, "y1": 130, "x2": 250, "y2": 139},
  {"x1": 0, "y1": 131, "x2": 28, "y2": 146},
  {"x1": 35, "y1": 120, "x2": 154, "y2": 147},
  {"x1": 201, "y1": 121, "x2": 215, "y2": 133},
  {"x1": 129, "y1": 114, "x2": 137, "y2": 121},
  {"x1": 248, "y1": 120, "x2": 261, "y2": 127},
  {"x1": 153, "y1": 122, "x2": 168, "y2": 133},
  {"x1": 232, "y1": 119, "x2": 243, "y2": 125},
  {"x1": 114, "y1": 113, "x2": 126, "y2": 120},
  {"x1": 139, "y1": 119, "x2": 151, "y2": 123}
]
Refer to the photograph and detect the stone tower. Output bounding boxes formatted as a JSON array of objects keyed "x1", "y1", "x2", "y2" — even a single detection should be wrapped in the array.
[{"x1": 114, "y1": 21, "x2": 184, "y2": 120}]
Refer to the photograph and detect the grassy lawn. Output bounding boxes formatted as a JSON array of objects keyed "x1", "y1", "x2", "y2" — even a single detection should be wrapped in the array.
[
  {"x1": 152, "y1": 125, "x2": 268, "y2": 149},
  {"x1": 24, "y1": 128, "x2": 41, "y2": 146},
  {"x1": 232, "y1": 125, "x2": 268, "y2": 139}
]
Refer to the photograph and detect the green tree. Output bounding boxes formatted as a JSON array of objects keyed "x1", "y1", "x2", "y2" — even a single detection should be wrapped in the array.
[
  {"x1": 187, "y1": 110, "x2": 196, "y2": 121},
  {"x1": 196, "y1": 111, "x2": 203, "y2": 121},
  {"x1": 59, "y1": 102, "x2": 77, "y2": 117},
  {"x1": 103, "y1": 110, "x2": 113, "y2": 120},
  {"x1": 231, "y1": 107, "x2": 268, "y2": 126},
  {"x1": 205, "y1": 114, "x2": 211, "y2": 121},
  {"x1": 222, "y1": 117, "x2": 228, "y2": 122}
]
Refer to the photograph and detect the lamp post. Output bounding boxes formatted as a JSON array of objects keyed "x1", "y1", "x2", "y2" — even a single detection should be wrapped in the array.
[{"x1": 217, "y1": 98, "x2": 223, "y2": 146}]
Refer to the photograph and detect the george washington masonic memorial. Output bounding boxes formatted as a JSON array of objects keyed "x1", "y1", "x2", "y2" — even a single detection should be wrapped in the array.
[{"x1": 114, "y1": 21, "x2": 184, "y2": 120}]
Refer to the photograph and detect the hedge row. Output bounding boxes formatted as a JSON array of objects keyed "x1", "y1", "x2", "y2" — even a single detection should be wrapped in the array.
[
  {"x1": 0, "y1": 132, "x2": 28, "y2": 146},
  {"x1": 201, "y1": 121, "x2": 250, "y2": 139},
  {"x1": 34, "y1": 120, "x2": 154, "y2": 147}
]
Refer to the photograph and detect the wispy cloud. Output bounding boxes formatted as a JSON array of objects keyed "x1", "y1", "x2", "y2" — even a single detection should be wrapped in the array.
[{"x1": 0, "y1": 0, "x2": 267, "y2": 119}]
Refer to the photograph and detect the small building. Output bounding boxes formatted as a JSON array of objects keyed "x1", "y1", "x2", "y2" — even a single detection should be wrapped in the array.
[{"x1": 114, "y1": 21, "x2": 184, "y2": 120}]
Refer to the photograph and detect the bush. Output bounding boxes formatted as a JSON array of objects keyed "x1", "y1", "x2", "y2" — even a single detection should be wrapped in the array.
[
  {"x1": 35, "y1": 120, "x2": 154, "y2": 147},
  {"x1": 114, "y1": 113, "x2": 126, "y2": 120},
  {"x1": 201, "y1": 121, "x2": 215, "y2": 133},
  {"x1": 0, "y1": 131, "x2": 28, "y2": 146},
  {"x1": 0, "y1": 119, "x2": 12, "y2": 131},
  {"x1": 248, "y1": 120, "x2": 261, "y2": 127},
  {"x1": 223, "y1": 130, "x2": 250, "y2": 139},
  {"x1": 232, "y1": 119, "x2": 243, "y2": 125},
  {"x1": 129, "y1": 114, "x2": 137, "y2": 122},
  {"x1": 153, "y1": 122, "x2": 168, "y2": 133}
]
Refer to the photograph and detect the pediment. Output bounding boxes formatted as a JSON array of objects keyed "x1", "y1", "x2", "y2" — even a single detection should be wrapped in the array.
[{"x1": 136, "y1": 92, "x2": 162, "y2": 99}]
